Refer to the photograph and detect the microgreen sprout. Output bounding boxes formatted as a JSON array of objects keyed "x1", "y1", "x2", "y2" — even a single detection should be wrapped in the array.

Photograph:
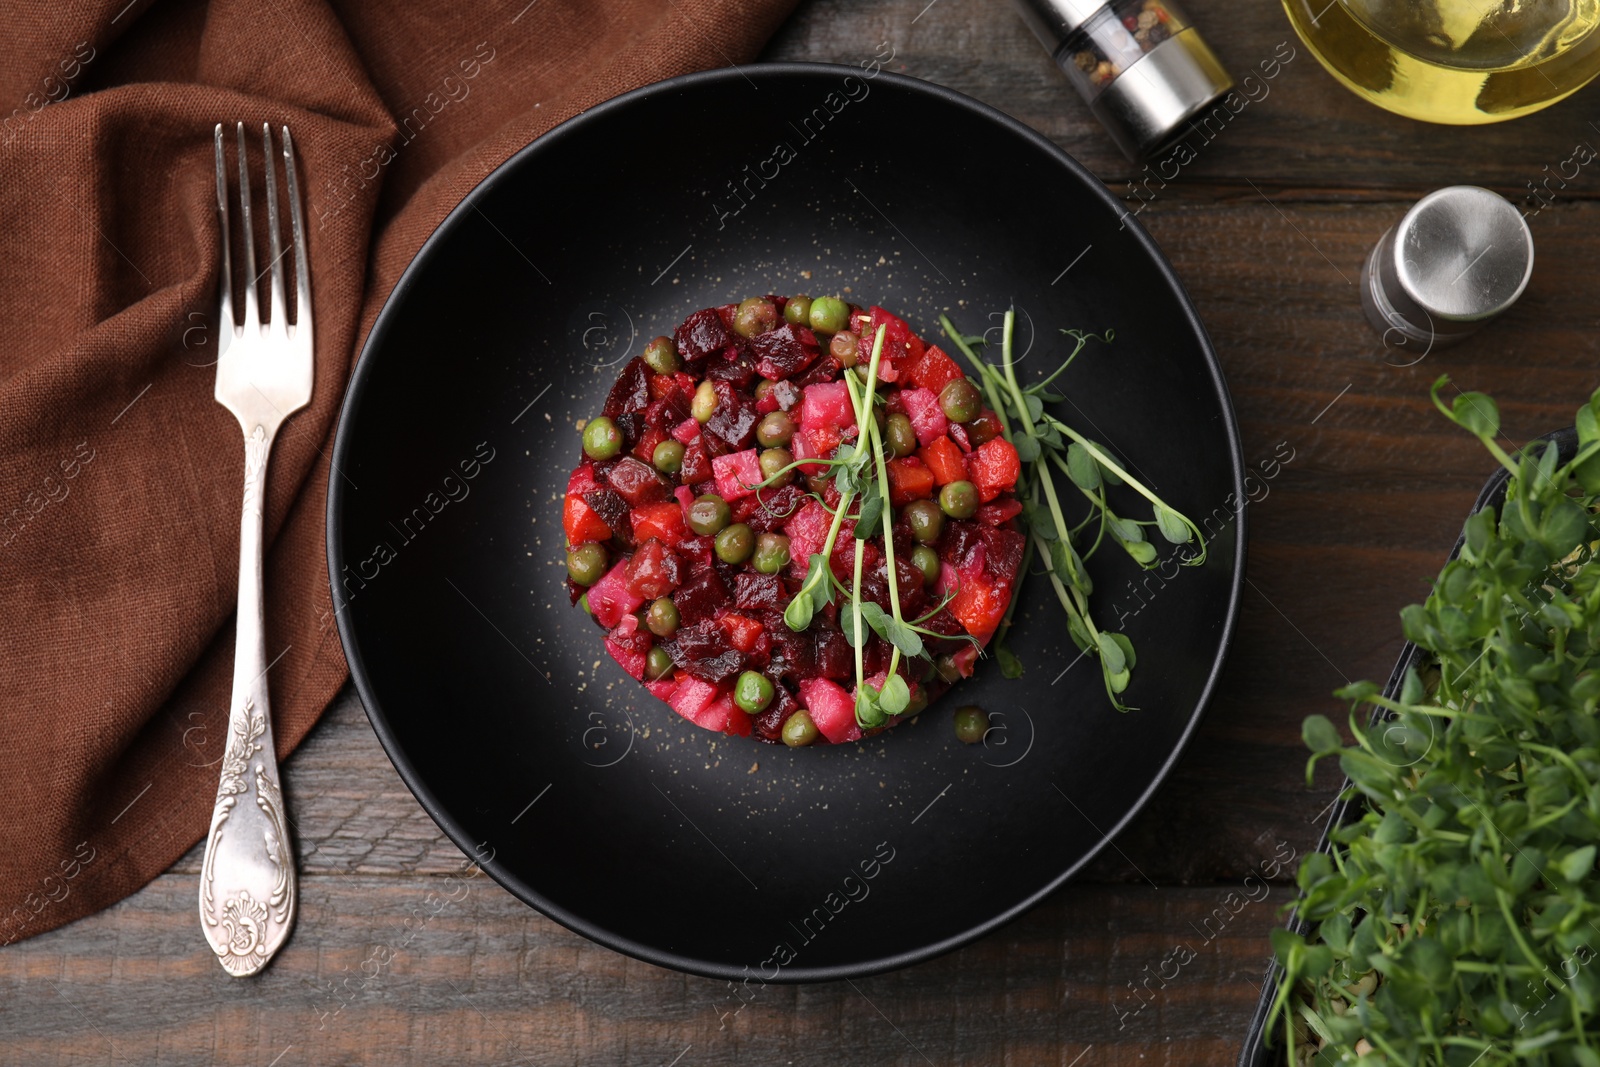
[{"x1": 940, "y1": 309, "x2": 1204, "y2": 708}]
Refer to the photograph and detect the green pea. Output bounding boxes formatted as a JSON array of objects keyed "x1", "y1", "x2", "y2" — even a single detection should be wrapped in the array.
[
  {"x1": 754, "y1": 379, "x2": 776, "y2": 405},
  {"x1": 691, "y1": 380, "x2": 718, "y2": 423},
  {"x1": 579, "y1": 593, "x2": 591, "y2": 615},
  {"x1": 753, "y1": 533, "x2": 791, "y2": 575},
  {"x1": 733, "y1": 296, "x2": 779, "y2": 338},
  {"x1": 782, "y1": 709, "x2": 820, "y2": 747},
  {"x1": 566, "y1": 543, "x2": 608, "y2": 586},
  {"x1": 714, "y1": 522, "x2": 755, "y2": 564},
  {"x1": 642, "y1": 335, "x2": 680, "y2": 375},
  {"x1": 687, "y1": 494, "x2": 731, "y2": 536},
  {"x1": 904, "y1": 499, "x2": 945, "y2": 544},
  {"x1": 784, "y1": 295, "x2": 812, "y2": 326},
  {"x1": 954, "y1": 705, "x2": 989, "y2": 744},
  {"x1": 756, "y1": 411, "x2": 794, "y2": 448},
  {"x1": 939, "y1": 480, "x2": 978, "y2": 519},
  {"x1": 645, "y1": 597, "x2": 679, "y2": 637},
  {"x1": 734, "y1": 670, "x2": 776, "y2": 713},
  {"x1": 911, "y1": 545, "x2": 941, "y2": 585},
  {"x1": 652, "y1": 439, "x2": 685, "y2": 474},
  {"x1": 886, "y1": 413, "x2": 917, "y2": 458},
  {"x1": 939, "y1": 379, "x2": 982, "y2": 423},
  {"x1": 809, "y1": 295, "x2": 850, "y2": 334},
  {"x1": 759, "y1": 448, "x2": 795, "y2": 487},
  {"x1": 581, "y1": 416, "x2": 622, "y2": 461},
  {"x1": 934, "y1": 654, "x2": 961, "y2": 683},
  {"x1": 645, "y1": 646, "x2": 674, "y2": 681},
  {"x1": 829, "y1": 329, "x2": 859, "y2": 366}
]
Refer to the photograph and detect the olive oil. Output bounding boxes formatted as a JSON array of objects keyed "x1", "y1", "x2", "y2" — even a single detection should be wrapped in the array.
[{"x1": 1283, "y1": 0, "x2": 1600, "y2": 123}]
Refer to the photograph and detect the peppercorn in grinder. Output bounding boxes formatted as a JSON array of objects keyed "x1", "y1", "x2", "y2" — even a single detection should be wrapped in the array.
[{"x1": 1013, "y1": 0, "x2": 1234, "y2": 160}]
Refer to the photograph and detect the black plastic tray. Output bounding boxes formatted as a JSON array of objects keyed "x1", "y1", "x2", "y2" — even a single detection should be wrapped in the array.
[{"x1": 1236, "y1": 426, "x2": 1579, "y2": 1067}]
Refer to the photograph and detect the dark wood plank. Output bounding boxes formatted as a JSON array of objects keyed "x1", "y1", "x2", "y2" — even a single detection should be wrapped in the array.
[
  {"x1": 765, "y1": 0, "x2": 1600, "y2": 198},
  {"x1": 0, "y1": 873, "x2": 1288, "y2": 1066}
]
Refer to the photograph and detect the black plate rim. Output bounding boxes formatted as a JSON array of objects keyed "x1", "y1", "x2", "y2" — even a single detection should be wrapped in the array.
[{"x1": 327, "y1": 60, "x2": 1249, "y2": 982}]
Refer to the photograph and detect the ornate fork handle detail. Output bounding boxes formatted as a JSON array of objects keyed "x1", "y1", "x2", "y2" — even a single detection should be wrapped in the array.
[{"x1": 199, "y1": 422, "x2": 296, "y2": 976}]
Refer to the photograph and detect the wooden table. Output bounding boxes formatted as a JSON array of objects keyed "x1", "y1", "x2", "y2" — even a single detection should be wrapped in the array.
[{"x1": 7, "y1": 1, "x2": 1597, "y2": 1063}]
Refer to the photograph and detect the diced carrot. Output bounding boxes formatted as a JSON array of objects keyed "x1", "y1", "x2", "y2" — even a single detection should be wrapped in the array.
[
  {"x1": 630, "y1": 501, "x2": 689, "y2": 545},
  {"x1": 719, "y1": 613, "x2": 764, "y2": 654},
  {"x1": 919, "y1": 436, "x2": 968, "y2": 486},
  {"x1": 907, "y1": 344, "x2": 963, "y2": 394},
  {"x1": 886, "y1": 457, "x2": 935, "y2": 507}
]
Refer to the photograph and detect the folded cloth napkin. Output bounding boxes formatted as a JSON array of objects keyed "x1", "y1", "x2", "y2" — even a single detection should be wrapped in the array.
[{"x1": 0, "y1": 0, "x2": 797, "y2": 946}]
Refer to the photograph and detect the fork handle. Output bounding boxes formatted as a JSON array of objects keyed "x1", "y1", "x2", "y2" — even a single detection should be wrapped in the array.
[{"x1": 198, "y1": 421, "x2": 297, "y2": 976}]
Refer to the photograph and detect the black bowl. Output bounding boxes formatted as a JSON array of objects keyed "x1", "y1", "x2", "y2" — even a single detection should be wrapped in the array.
[{"x1": 328, "y1": 63, "x2": 1246, "y2": 981}]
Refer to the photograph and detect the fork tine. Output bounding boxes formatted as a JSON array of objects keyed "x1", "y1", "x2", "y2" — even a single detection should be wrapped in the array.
[
  {"x1": 213, "y1": 124, "x2": 234, "y2": 334},
  {"x1": 281, "y1": 126, "x2": 311, "y2": 340},
  {"x1": 261, "y1": 123, "x2": 288, "y2": 335},
  {"x1": 234, "y1": 122, "x2": 259, "y2": 327}
]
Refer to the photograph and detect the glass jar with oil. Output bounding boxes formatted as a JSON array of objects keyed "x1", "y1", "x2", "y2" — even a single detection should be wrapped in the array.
[{"x1": 1283, "y1": 0, "x2": 1600, "y2": 123}]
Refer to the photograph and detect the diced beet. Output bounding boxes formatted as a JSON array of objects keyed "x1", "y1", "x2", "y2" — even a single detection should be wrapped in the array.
[
  {"x1": 745, "y1": 483, "x2": 804, "y2": 532},
  {"x1": 948, "y1": 422, "x2": 972, "y2": 452},
  {"x1": 672, "y1": 565, "x2": 729, "y2": 626},
  {"x1": 939, "y1": 520, "x2": 984, "y2": 573},
  {"x1": 899, "y1": 387, "x2": 949, "y2": 447},
  {"x1": 767, "y1": 622, "x2": 816, "y2": 677},
  {"x1": 625, "y1": 538, "x2": 683, "y2": 600},
  {"x1": 952, "y1": 644, "x2": 980, "y2": 675},
  {"x1": 813, "y1": 626, "x2": 853, "y2": 679},
  {"x1": 605, "y1": 614, "x2": 652, "y2": 680},
  {"x1": 783, "y1": 498, "x2": 831, "y2": 565},
  {"x1": 604, "y1": 456, "x2": 670, "y2": 507},
  {"x1": 800, "y1": 678, "x2": 857, "y2": 744},
  {"x1": 751, "y1": 323, "x2": 820, "y2": 380},
  {"x1": 704, "y1": 381, "x2": 761, "y2": 454},
  {"x1": 602, "y1": 357, "x2": 652, "y2": 419},
  {"x1": 800, "y1": 381, "x2": 855, "y2": 434},
  {"x1": 662, "y1": 620, "x2": 745, "y2": 683},
  {"x1": 582, "y1": 488, "x2": 633, "y2": 547},
  {"x1": 754, "y1": 703, "x2": 787, "y2": 744},
  {"x1": 645, "y1": 391, "x2": 692, "y2": 431},
  {"x1": 667, "y1": 676, "x2": 719, "y2": 721},
  {"x1": 631, "y1": 422, "x2": 669, "y2": 465},
  {"x1": 712, "y1": 449, "x2": 763, "y2": 501},
  {"x1": 979, "y1": 525, "x2": 1026, "y2": 586},
  {"x1": 889, "y1": 553, "x2": 929, "y2": 619},
  {"x1": 674, "y1": 308, "x2": 731, "y2": 364},
  {"x1": 772, "y1": 379, "x2": 803, "y2": 411},
  {"x1": 977, "y1": 497, "x2": 1024, "y2": 527},
  {"x1": 792, "y1": 354, "x2": 842, "y2": 388},
  {"x1": 694, "y1": 693, "x2": 752, "y2": 736},
  {"x1": 705, "y1": 342, "x2": 757, "y2": 388},
  {"x1": 672, "y1": 418, "x2": 700, "y2": 444},
  {"x1": 588, "y1": 560, "x2": 644, "y2": 629},
  {"x1": 645, "y1": 677, "x2": 679, "y2": 702},
  {"x1": 681, "y1": 437, "x2": 712, "y2": 483},
  {"x1": 615, "y1": 411, "x2": 644, "y2": 451},
  {"x1": 733, "y1": 572, "x2": 784, "y2": 611}
]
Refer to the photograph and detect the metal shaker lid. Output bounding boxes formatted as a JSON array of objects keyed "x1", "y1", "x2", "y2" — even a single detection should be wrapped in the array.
[
  {"x1": 1091, "y1": 30, "x2": 1234, "y2": 159},
  {"x1": 1014, "y1": 0, "x2": 1112, "y2": 38},
  {"x1": 1392, "y1": 186, "x2": 1533, "y2": 323}
]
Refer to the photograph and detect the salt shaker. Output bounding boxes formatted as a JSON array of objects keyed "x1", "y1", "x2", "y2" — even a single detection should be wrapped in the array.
[
  {"x1": 1360, "y1": 186, "x2": 1534, "y2": 349},
  {"x1": 1012, "y1": 0, "x2": 1234, "y2": 160}
]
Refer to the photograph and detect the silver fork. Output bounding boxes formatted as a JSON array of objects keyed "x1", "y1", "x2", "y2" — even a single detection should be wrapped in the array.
[{"x1": 198, "y1": 122, "x2": 313, "y2": 977}]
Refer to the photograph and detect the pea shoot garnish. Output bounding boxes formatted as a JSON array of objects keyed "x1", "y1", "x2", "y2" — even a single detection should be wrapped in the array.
[
  {"x1": 940, "y1": 309, "x2": 1205, "y2": 710},
  {"x1": 1269, "y1": 380, "x2": 1600, "y2": 1065}
]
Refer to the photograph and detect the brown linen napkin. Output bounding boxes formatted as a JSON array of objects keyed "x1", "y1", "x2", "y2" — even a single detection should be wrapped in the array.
[{"x1": 0, "y1": 0, "x2": 798, "y2": 947}]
